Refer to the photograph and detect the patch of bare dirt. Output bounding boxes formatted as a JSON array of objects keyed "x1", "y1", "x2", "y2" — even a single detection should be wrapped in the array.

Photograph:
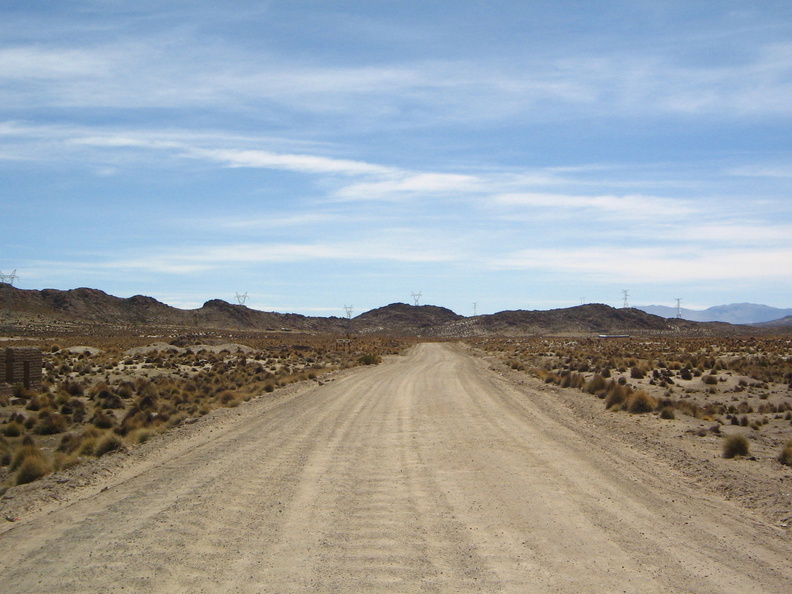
[{"x1": 0, "y1": 344, "x2": 790, "y2": 592}]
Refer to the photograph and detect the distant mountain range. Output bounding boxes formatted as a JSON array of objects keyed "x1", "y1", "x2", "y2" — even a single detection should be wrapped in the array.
[
  {"x1": 1, "y1": 284, "x2": 788, "y2": 337},
  {"x1": 636, "y1": 303, "x2": 792, "y2": 325}
]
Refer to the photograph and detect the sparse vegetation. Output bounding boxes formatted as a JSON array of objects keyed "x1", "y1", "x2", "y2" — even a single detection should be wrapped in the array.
[
  {"x1": 358, "y1": 354, "x2": 382, "y2": 365},
  {"x1": 722, "y1": 434, "x2": 750, "y2": 459},
  {"x1": 0, "y1": 331, "x2": 411, "y2": 489},
  {"x1": 473, "y1": 336, "x2": 792, "y2": 428}
]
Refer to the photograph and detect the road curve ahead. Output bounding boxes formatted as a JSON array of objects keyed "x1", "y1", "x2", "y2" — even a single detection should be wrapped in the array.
[{"x1": 1, "y1": 342, "x2": 790, "y2": 592}]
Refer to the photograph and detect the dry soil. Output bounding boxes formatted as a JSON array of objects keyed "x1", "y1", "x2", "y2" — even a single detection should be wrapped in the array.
[{"x1": 1, "y1": 342, "x2": 791, "y2": 592}]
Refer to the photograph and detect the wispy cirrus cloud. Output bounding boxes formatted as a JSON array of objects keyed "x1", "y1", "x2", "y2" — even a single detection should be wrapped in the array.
[
  {"x1": 494, "y1": 246, "x2": 792, "y2": 284},
  {"x1": 3, "y1": 30, "x2": 792, "y2": 122},
  {"x1": 92, "y1": 236, "x2": 467, "y2": 275},
  {"x1": 335, "y1": 172, "x2": 484, "y2": 201},
  {"x1": 491, "y1": 192, "x2": 697, "y2": 219},
  {"x1": 186, "y1": 147, "x2": 395, "y2": 177}
]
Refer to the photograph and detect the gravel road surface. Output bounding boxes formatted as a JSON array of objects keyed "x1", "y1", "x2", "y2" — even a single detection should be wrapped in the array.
[{"x1": 1, "y1": 342, "x2": 790, "y2": 592}]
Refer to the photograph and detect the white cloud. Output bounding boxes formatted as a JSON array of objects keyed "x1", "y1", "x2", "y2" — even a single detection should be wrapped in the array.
[
  {"x1": 336, "y1": 172, "x2": 483, "y2": 201},
  {"x1": 0, "y1": 46, "x2": 110, "y2": 79},
  {"x1": 494, "y1": 246, "x2": 792, "y2": 284},
  {"x1": 491, "y1": 192, "x2": 696, "y2": 219},
  {"x1": 665, "y1": 223, "x2": 792, "y2": 245},
  {"x1": 209, "y1": 213, "x2": 352, "y2": 230},
  {"x1": 186, "y1": 147, "x2": 394, "y2": 177},
  {"x1": 96, "y1": 237, "x2": 464, "y2": 275},
  {"x1": 4, "y1": 31, "x2": 792, "y2": 121}
]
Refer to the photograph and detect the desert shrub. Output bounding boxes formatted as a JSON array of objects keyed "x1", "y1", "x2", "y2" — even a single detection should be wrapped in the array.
[
  {"x1": 95, "y1": 389, "x2": 124, "y2": 409},
  {"x1": 702, "y1": 374, "x2": 718, "y2": 385},
  {"x1": 16, "y1": 455, "x2": 51, "y2": 485},
  {"x1": 34, "y1": 412, "x2": 68, "y2": 435},
  {"x1": 57, "y1": 432, "x2": 82, "y2": 454},
  {"x1": 358, "y1": 354, "x2": 381, "y2": 365},
  {"x1": 10, "y1": 436, "x2": 48, "y2": 472},
  {"x1": 1, "y1": 421, "x2": 24, "y2": 438},
  {"x1": 778, "y1": 440, "x2": 792, "y2": 466},
  {"x1": 0, "y1": 437, "x2": 11, "y2": 466},
  {"x1": 25, "y1": 396, "x2": 43, "y2": 411},
  {"x1": 63, "y1": 381, "x2": 84, "y2": 397},
  {"x1": 90, "y1": 410, "x2": 116, "y2": 429},
  {"x1": 128, "y1": 429, "x2": 153, "y2": 445},
  {"x1": 659, "y1": 406, "x2": 676, "y2": 420},
  {"x1": 630, "y1": 366, "x2": 645, "y2": 379},
  {"x1": 52, "y1": 452, "x2": 80, "y2": 471},
  {"x1": 584, "y1": 374, "x2": 608, "y2": 396},
  {"x1": 217, "y1": 390, "x2": 238, "y2": 405},
  {"x1": 625, "y1": 391, "x2": 657, "y2": 414},
  {"x1": 604, "y1": 381, "x2": 630, "y2": 409},
  {"x1": 722, "y1": 434, "x2": 750, "y2": 459},
  {"x1": 560, "y1": 372, "x2": 585, "y2": 389},
  {"x1": 94, "y1": 433, "x2": 124, "y2": 457}
]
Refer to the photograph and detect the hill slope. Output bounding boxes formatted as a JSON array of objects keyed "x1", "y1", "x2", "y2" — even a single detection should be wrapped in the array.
[
  {"x1": 0, "y1": 284, "x2": 755, "y2": 337},
  {"x1": 638, "y1": 303, "x2": 792, "y2": 324}
]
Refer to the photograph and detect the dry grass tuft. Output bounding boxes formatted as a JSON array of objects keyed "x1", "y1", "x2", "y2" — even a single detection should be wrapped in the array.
[
  {"x1": 94, "y1": 432, "x2": 124, "y2": 457},
  {"x1": 625, "y1": 390, "x2": 657, "y2": 414},
  {"x1": 722, "y1": 433, "x2": 750, "y2": 459},
  {"x1": 16, "y1": 455, "x2": 51, "y2": 485},
  {"x1": 778, "y1": 440, "x2": 792, "y2": 466}
]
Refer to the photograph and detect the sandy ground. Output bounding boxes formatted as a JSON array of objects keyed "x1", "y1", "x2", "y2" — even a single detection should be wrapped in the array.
[{"x1": 1, "y1": 342, "x2": 791, "y2": 592}]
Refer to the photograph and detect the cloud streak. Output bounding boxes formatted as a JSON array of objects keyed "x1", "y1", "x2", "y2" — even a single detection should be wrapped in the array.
[{"x1": 494, "y1": 246, "x2": 792, "y2": 284}]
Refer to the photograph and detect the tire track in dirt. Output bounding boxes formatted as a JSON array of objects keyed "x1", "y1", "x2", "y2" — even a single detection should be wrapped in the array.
[{"x1": 0, "y1": 343, "x2": 790, "y2": 592}]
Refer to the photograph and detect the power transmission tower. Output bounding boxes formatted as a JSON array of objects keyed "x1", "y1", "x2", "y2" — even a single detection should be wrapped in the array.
[
  {"x1": 675, "y1": 298, "x2": 683, "y2": 319},
  {"x1": 1, "y1": 269, "x2": 18, "y2": 330},
  {"x1": 0, "y1": 270, "x2": 17, "y2": 285},
  {"x1": 411, "y1": 291, "x2": 422, "y2": 306},
  {"x1": 473, "y1": 302, "x2": 477, "y2": 316},
  {"x1": 343, "y1": 305, "x2": 354, "y2": 319},
  {"x1": 622, "y1": 289, "x2": 630, "y2": 309},
  {"x1": 235, "y1": 292, "x2": 248, "y2": 305}
]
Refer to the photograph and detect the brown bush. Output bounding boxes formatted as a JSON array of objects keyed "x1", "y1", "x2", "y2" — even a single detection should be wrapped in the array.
[
  {"x1": 723, "y1": 434, "x2": 750, "y2": 459},
  {"x1": 625, "y1": 391, "x2": 657, "y2": 414},
  {"x1": 778, "y1": 440, "x2": 792, "y2": 466},
  {"x1": 16, "y1": 455, "x2": 51, "y2": 485}
]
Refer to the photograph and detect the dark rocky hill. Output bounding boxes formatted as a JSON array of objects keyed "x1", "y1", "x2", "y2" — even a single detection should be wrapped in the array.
[
  {"x1": 0, "y1": 284, "x2": 760, "y2": 337},
  {"x1": 350, "y1": 303, "x2": 463, "y2": 334},
  {"x1": 439, "y1": 304, "x2": 730, "y2": 337}
]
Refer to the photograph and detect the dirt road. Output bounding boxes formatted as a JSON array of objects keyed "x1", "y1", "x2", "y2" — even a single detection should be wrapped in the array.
[{"x1": 1, "y1": 343, "x2": 791, "y2": 592}]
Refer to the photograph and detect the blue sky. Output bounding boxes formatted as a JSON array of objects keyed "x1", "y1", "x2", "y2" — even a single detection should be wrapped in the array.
[{"x1": 2, "y1": 1, "x2": 791, "y2": 316}]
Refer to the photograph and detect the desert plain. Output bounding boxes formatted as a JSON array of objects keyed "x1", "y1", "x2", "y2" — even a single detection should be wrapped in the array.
[{"x1": 0, "y1": 321, "x2": 791, "y2": 592}]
